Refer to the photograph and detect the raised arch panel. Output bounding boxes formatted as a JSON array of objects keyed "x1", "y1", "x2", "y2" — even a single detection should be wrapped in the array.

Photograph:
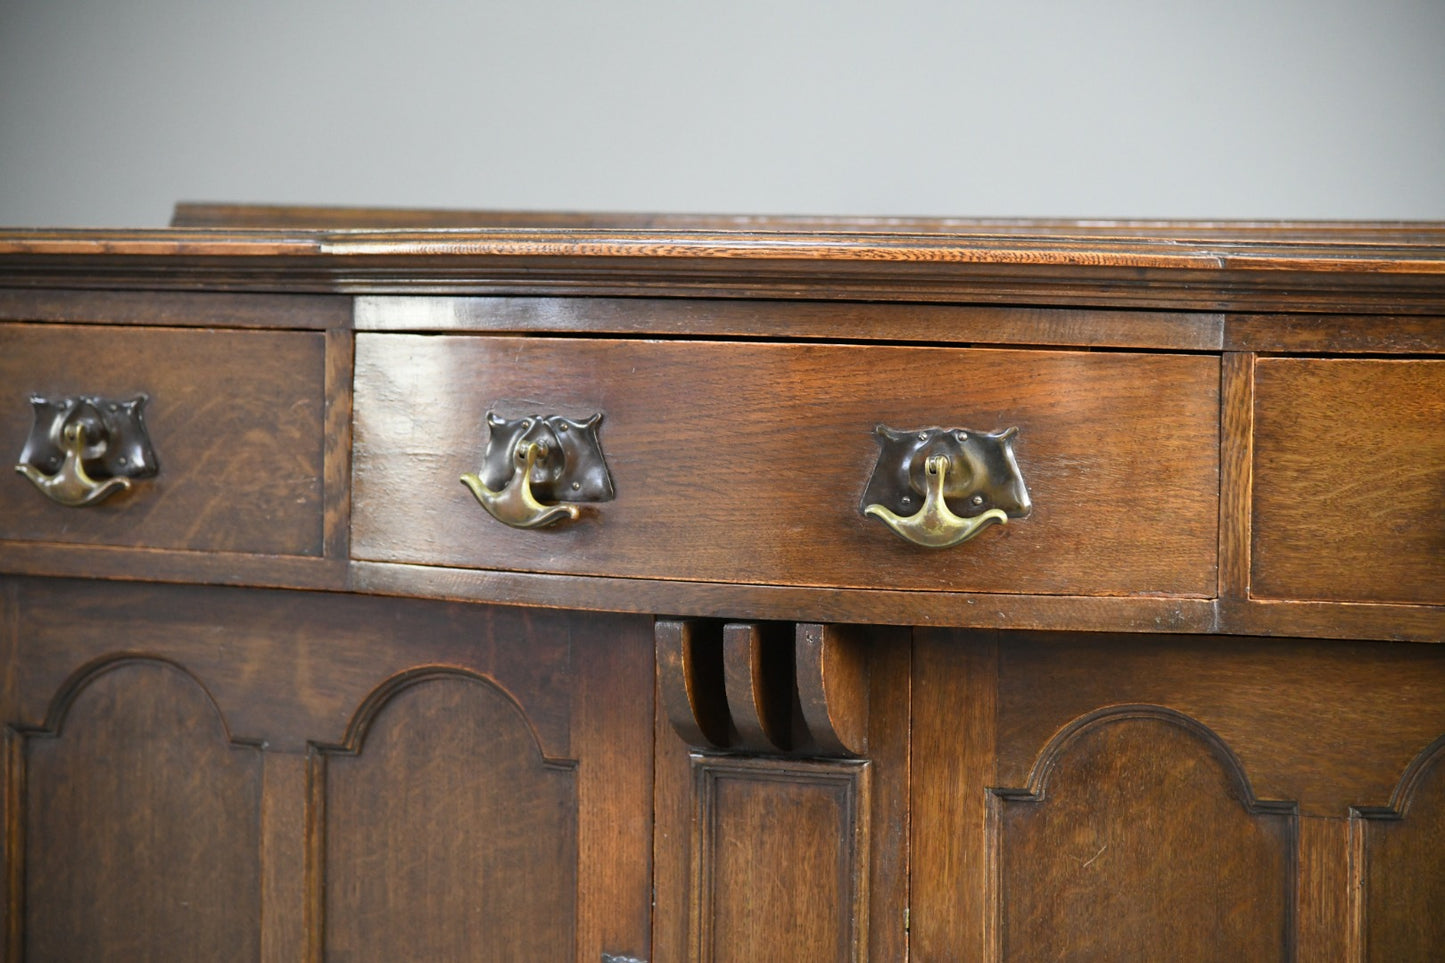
[
  {"x1": 23, "y1": 658, "x2": 262, "y2": 961},
  {"x1": 322, "y1": 671, "x2": 578, "y2": 962},
  {"x1": 994, "y1": 710, "x2": 1294, "y2": 962},
  {"x1": 1362, "y1": 737, "x2": 1445, "y2": 961}
]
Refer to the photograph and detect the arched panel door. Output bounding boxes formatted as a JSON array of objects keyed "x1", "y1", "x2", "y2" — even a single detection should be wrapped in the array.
[
  {"x1": 992, "y1": 707, "x2": 1295, "y2": 961},
  {"x1": 22, "y1": 658, "x2": 263, "y2": 962},
  {"x1": 320, "y1": 671, "x2": 578, "y2": 962}
]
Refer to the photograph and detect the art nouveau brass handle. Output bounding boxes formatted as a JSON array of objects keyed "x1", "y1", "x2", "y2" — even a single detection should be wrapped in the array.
[
  {"x1": 461, "y1": 411, "x2": 614, "y2": 530},
  {"x1": 861, "y1": 424, "x2": 1031, "y2": 548},
  {"x1": 16, "y1": 394, "x2": 159, "y2": 507}
]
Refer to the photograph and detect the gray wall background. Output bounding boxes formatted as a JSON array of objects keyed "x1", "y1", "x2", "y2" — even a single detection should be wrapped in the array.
[{"x1": 2, "y1": 0, "x2": 1443, "y2": 228}]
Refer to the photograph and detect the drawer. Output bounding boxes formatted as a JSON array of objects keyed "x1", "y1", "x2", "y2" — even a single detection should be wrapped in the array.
[
  {"x1": 0, "y1": 324, "x2": 327, "y2": 556},
  {"x1": 353, "y1": 336, "x2": 1220, "y2": 598},
  {"x1": 1252, "y1": 358, "x2": 1444, "y2": 605}
]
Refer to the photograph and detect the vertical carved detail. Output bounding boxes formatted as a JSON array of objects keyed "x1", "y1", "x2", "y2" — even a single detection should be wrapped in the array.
[
  {"x1": 657, "y1": 620, "x2": 732, "y2": 749},
  {"x1": 722, "y1": 622, "x2": 796, "y2": 752},
  {"x1": 322, "y1": 669, "x2": 578, "y2": 962},
  {"x1": 657, "y1": 619, "x2": 869, "y2": 758},
  {"x1": 692, "y1": 755, "x2": 870, "y2": 963},
  {"x1": 796, "y1": 623, "x2": 868, "y2": 756},
  {"x1": 992, "y1": 706, "x2": 1295, "y2": 961}
]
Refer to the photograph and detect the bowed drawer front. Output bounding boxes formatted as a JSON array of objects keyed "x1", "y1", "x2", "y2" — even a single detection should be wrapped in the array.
[
  {"x1": 0, "y1": 323, "x2": 328, "y2": 556},
  {"x1": 351, "y1": 334, "x2": 1220, "y2": 598}
]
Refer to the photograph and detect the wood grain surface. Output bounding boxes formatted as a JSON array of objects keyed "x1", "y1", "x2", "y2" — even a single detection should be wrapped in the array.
[
  {"x1": 1252, "y1": 359, "x2": 1445, "y2": 606},
  {"x1": 353, "y1": 335, "x2": 1219, "y2": 598},
  {"x1": 5, "y1": 221, "x2": 1444, "y2": 313},
  {"x1": 1, "y1": 577, "x2": 654, "y2": 962},
  {"x1": 0, "y1": 323, "x2": 327, "y2": 556}
]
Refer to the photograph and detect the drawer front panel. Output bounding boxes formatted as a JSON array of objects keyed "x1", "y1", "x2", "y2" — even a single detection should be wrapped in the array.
[
  {"x1": 0, "y1": 324, "x2": 327, "y2": 556},
  {"x1": 353, "y1": 336, "x2": 1219, "y2": 597},
  {"x1": 1253, "y1": 358, "x2": 1445, "y2": 606}
]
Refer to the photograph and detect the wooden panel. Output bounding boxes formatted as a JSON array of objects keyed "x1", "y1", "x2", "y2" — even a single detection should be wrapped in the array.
[
  {"x1": 356, "y1": 296, "x2": 1222, "y2": 351},
  {"x1": 1361, "y1": 739, "x2": 1445, "y2": 961},
  {"x1": 0, "y1": 324, "x2": 327, "y2": 556},
  {"x1": 355, "y1": 559, "x2": 1217, "y2": 634},
  {"x1": 23, "y1": 658, "x2": 262, "y2": 961},
  {"x1": 0, "y1": 288, "x2": 350, "y2": 330},
  {"x1": 5, "y1": 577, "x2": 581, "y2": 755},
  {"x1": 573, "y1": 610, "x2": 655, "y2": 963},
  {"x1": 692, "y1": 756, "x2": 869, "y2": 963},
  {"x1": 354, "y1": 336, "x2": 1219, "y2": 597},
  {"x1": 909, "y1": 630, "x2": 998, "y2": 962},
  {"x1": 322, "y1": 672, "x2": 578, "y2": 962},
  {"x1": 654, "y1": 623, "x2": 908, "y2": 963},
  {"x1": 994, "y1": 709, "x2": 1294, "y2": 961},
  {"x1": 1227, "y1": 312, "x2": 1445, "y2": 354},
  {"x1": 1252, "y1": 358, "x2": 1445, "y2": 605},
  {"x1": 993, "y1": 633, "x2": 1445, "y2": 817}
]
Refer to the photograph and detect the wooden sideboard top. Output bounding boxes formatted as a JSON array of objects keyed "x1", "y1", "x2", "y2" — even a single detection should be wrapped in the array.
[{"x1": 1, "y1": 209, "x2": 1444, "y2": 314}]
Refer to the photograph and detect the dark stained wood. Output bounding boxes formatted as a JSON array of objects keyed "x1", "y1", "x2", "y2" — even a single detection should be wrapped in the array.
[
  {"x1": 3, "y1": 727, "x2": 21, "y2": 963},
  {"x1": 354, "y1": 559, "x2": 1219, "y2": 635},
  {"x1": 992, "y1": 633, "x2": 1445, "y2": 817},
  {"x1": 909, "y1": 630, "x2": 999, "y2": 962},
  {"x1": 657, "y1": 620, "x2": 732, "y2": 750},
  {"x1": 721, "y1": 623, "x2": 794, "y2": 752},
  {"x1": 1360, "y1": 737, "x2": 1445, "y2": 962},
  {"x1": 691, "y1": 755, "x2": 870, "y2": 963},
  {"x1": 1227, "y1": 312, "x2": 1445, "y2": 354},
  {"x1": 0, "y1": 542, "x2": 347, "y2": 592},
  {"x1": 260, "y1": 753, "x2": 310, "y2": 963},
  {"x1": 0, "y1": 582, "x2": 14, "y2": 961},
  {"x1": 573, "y1": 613, "x2": 654, "y2": 963},
  {"x1": 1297, "y1": 816, "x2": 1358, "y2": 962},
  {"x1": 22, "y1": 658, "x2": 263, "y2": 961},
  {"x1": 1251, "y1": 359, "x2": 1445, "y2": 606},
  {"x1": 6, "y1": 577, "x2": 580, "y2": 755},
  {"x1": 994, "y1": 710, "x2": 1294, "y2": 961},
  {"x1": 1218, "y1": 598, "x2": 1445, "y2": 643},
  {"x1": 652, "y1": 652, "x2": 697, "y2": 963},
  {"x1": 1219, "y1": 352, "x2": 1255, "y2": 603},
  {"x1": 353, "y1": 335, "x2": 1220, "y2": 598},
  {"x1": 356, "y1": 295, "x2": 1223, "y2": 351},
  {"x1": 2, "y1": 214, "x2": 1443, "y2": 960},
  {"x1": 655, "y1": 622, "x2": 909, "y2": 963},
  {"x1": 322, "y1": 672, "x2": 579, "y2": 961},
  {"x1": 795, "y1": 623, "x2": 868, "y2": 757},
  {"x1": 0, "y1": 287, "x2": 350, "y2": 330},
  {"x1": 4, "y1": 576, "x2": 653, "y2": 962},
  {"x1": 322, "y1": 328, "x2": 353, "y2": 562},
  {"x1": 4, "y1": 223, "x2": 1444, "y2": 314},
  {"x1": 0, "y1": 324, "x2": 327, "y2": 556}
]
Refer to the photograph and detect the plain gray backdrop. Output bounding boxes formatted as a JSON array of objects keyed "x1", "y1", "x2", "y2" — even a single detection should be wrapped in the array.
[{"x1": 2, "y1": 0, "x2": 1443, "y2": 227}]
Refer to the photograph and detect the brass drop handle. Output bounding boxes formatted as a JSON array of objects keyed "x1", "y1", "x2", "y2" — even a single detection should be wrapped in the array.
[
  {"x1": 865, "y1": 454, "x2": 1010, "y2": 548},
  {"x1": 861, "y1": 424, "x2": 1031, "y2": 549},
  {"x1": 16, "y1": 394, "x2": 159, "y2": 507},
  {"x1": 462, "y1": 439, "x2": 581, "y2": 529},
  {"x1": 461, "y1": 411, "x2": 615, "y2": 530}
]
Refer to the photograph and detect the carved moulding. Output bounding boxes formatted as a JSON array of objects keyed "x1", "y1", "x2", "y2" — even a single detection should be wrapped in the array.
[{"x1": 656, "y1": 619, "x2": 867, "y2": 758}]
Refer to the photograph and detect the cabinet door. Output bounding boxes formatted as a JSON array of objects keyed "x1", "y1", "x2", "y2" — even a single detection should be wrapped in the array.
[
  {"x1": 910, "y1": 630, "x2": 1445, "y2": 962},
  {"x1": 0, "y1": 578, "x2": 653, "y2": 963}
]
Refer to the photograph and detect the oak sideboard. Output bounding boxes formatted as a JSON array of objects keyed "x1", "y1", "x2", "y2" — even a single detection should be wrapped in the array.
[{"x1": 1, "y1": 206, "x2": 1442, "y2": 961}]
